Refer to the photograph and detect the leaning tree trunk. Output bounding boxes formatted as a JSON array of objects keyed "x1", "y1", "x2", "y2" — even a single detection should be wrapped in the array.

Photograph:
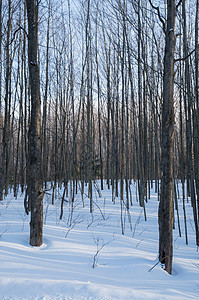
[
  {"x1": 26, "y1": 0, "x2": 43, "y2": 247},
  {"x1": 159, "y1": 0, "x2": 176, "y2": 274}
]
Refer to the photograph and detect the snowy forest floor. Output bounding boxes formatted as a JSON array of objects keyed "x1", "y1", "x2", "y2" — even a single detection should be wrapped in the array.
[{"x1": 0, "y1": 181, "x2": 198, "y2": 300}]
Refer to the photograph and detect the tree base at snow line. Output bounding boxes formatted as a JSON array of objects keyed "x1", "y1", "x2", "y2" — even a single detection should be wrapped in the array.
[
  {"x1": 159, "y1": 175, "x2": 174, "y2": 275},
  {"x1": 30, "y1": 190, "x2": 43, "y2": 247}
]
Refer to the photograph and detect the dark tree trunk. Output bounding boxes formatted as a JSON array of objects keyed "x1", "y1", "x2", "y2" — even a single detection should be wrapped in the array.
[
  {"x1": 195, "y1": 0, "x2": 199, "y2": 241},
  {"x1": 0, "y1": 0, "x2": 3, "y2": 200},
  {"x1": 2, "y1": 0, "x2": 12, "y2": 197},
  {"x1": 42, "y1": 0, "x2": 50, "y2": 188},
  {"x1": 26, "y1": 0, "x2": 43, "y2": 247},
  {"x1": 159, "y1": 0, "x2": 176, "y2": 274}
]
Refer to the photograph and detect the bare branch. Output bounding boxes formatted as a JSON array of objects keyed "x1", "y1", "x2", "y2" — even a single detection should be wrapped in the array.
[
  {"x1": 176, "y1": 0, "x2": 183, "y2": 10},
  {"x1": 148, "y1": 0, "x2": 166, "y2": 33},
  {"x1": 174, "y1": 48, "x2": 196, "y2": 63},
  {"x1": 9, "y1": 26, "x2": 28, "y2": 45}
]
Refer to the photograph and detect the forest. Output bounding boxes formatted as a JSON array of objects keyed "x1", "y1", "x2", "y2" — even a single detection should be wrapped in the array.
[{"x1": 0, "y1": 0, "x2": 198, "y2": 284}]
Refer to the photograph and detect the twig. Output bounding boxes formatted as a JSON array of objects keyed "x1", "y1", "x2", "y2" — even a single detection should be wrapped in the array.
[
  {"x1": 92, "y1": 235, "x2": 115, "y2": 268},
  {"x1": 136, "y1": 238, "x2": 144, "y2": 248},
  {"x1": 139, "y1": 227, "x2": 148, "y2": 235},
  {"x1": 132, "y1": 210, "x2": 143, "y2": 237},
  {"x1": 0, "y1": 224, "x2": 9, "y2": 238},
  {"x1": 175, "y1": 48, "x2": 195, "y2": 63},
  {"x1": 65, "y1": 215, "x2": 83, "y2": 238},
  {"x1": 148, "y1": 256, "x2": 167, "y2": 272},
  {"x1": 92, "y1": 200, "x2": 106, "y2": 220},
  {"x1": 148, "y1": 260, "x2": 160, "y2": 272}
]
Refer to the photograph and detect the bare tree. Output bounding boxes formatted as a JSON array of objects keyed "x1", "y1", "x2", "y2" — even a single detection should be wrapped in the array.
[
  {"x1": 158, "y1": 0, "x2": 177, "y2": 274},
  {"x1": 0, "y1": 0, "x2": 3, "y2": 201},
  {"x1": 26, "y1": 0, "x2": 43, "y2": 247}
]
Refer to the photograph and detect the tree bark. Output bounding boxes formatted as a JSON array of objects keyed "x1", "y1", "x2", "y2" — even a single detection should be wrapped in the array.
[
  {"x1": 26, "y1": 0, "x2": 43, "y2": 247},
  {"x1": 159, "y1": 0, "x2": 176, "y2": 274},
  {"x1": 2, "y1": 0, "x2": 12, "y2": 197},
  {"x1": 0, "y1": 0, "x2": 3, "y2": 200}
]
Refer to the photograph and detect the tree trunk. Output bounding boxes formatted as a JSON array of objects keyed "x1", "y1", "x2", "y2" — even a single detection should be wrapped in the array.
[
  {"x1": 195, "y1": 0, "x2": 199, "y2": 240},
  {"x1": 2, "y1": 0, "x2": 12, "y2": 197},
  {"x1": 159, "y1": 0, "x2": 176, "y2": 274},
  {"x1": 0, "y1": 0, "x2": 3, "y2": 200},
  {"x1": 42, "y1": 0, "x2": 50, "y2": 188},
  {"x1": 26, "y1": 0, "x2": 43, "y2": 247}
]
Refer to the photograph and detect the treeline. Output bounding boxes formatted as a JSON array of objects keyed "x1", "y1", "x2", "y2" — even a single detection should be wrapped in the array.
[{"x1": 0, "y1": 0, "x2": 198, "y2": 272}]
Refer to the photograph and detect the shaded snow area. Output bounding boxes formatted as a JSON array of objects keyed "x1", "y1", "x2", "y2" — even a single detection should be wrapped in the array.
[{"x1": 0, "y1": 182, "x2": 198, "y2": 299}]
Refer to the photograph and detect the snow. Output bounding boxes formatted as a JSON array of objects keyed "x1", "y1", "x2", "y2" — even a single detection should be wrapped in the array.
[{"x1": 0, "y1": 182, "x2": 198, "y2": 299}]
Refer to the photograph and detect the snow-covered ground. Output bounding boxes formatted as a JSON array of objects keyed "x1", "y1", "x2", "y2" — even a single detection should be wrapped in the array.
[{"x1": 0, "y1": 181, "x2": 198, "y2": 299}]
